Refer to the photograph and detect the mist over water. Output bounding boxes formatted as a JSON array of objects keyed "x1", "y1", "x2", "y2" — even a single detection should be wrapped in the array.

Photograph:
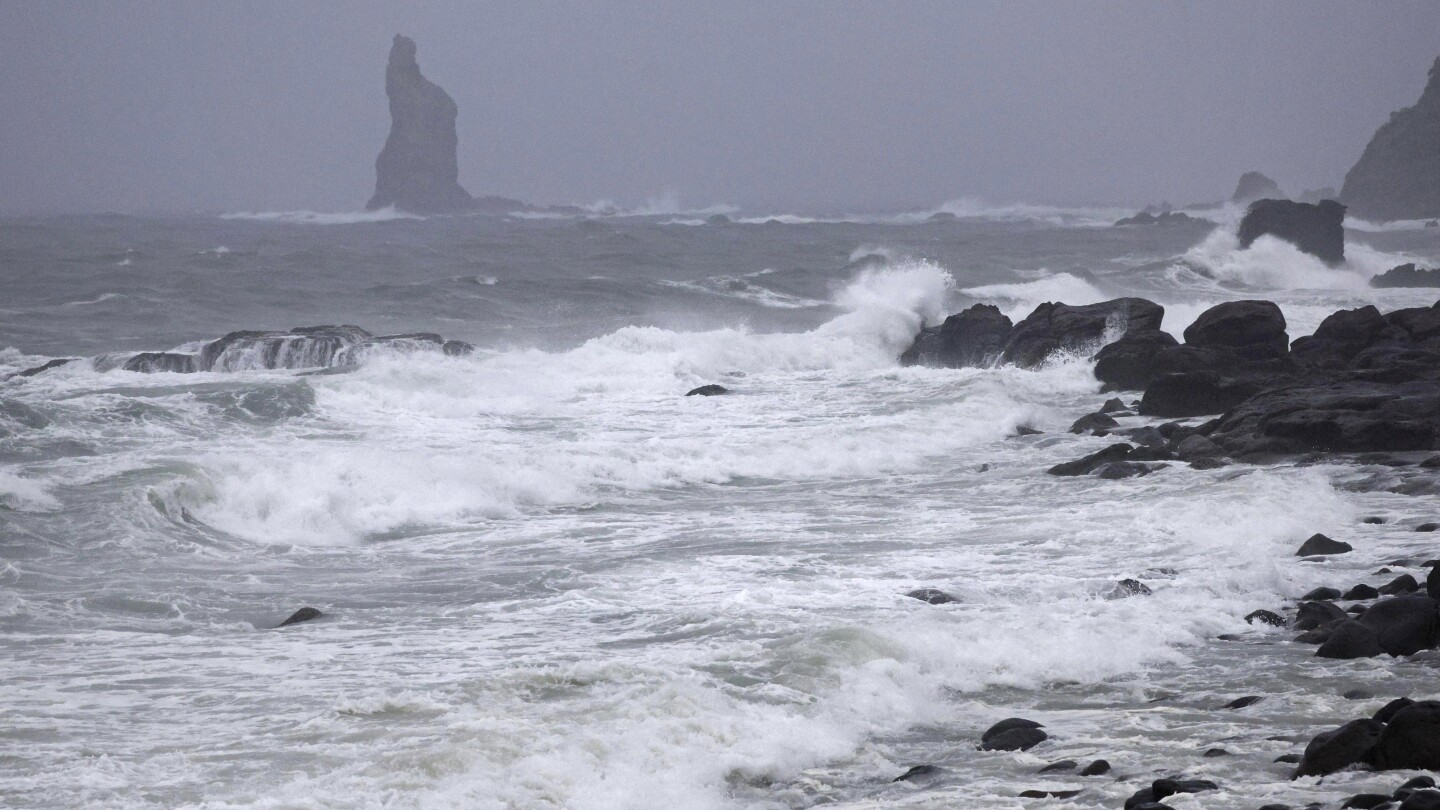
[{"x1": 2, "y1": 208, "x2": 1438, "y2": 809}]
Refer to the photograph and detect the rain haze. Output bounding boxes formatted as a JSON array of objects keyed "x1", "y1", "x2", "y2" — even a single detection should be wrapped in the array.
[{"x1": 2, "y1": 1, "x2": 1439, "y2": 214}]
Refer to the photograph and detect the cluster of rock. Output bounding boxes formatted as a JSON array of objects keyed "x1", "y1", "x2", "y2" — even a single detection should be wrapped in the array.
[
  {"x1": 11, "y1": 326, "x2": 475, "y2": 379},
  {"x1": 1289, "y1": 699, "x2": 1440, "y2": 779},
  {"x1": 1373, "y1": 264, "x2": 1440, "y2": 289},
  {"x1": 901, "y1": 298, "x2": 1163, "y2": 369},
  {"x1": 1113, "y1": 211, "x2": 1212, "y2": 227}
]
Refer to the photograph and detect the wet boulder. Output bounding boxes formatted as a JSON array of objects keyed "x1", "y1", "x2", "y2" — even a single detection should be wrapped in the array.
[
  {"x1": 980, "y1": 718, "x2": 1048, "y2": 751},
  {"x1": 1316, "y1": 619, "x2": 1383, "y2": 659},
  {"x1": 1238, "y1": 198, "x2": 1346, "y2": 266},
  {"x1": 1047, "y1": 443, "x2": 1133, "y2": 476},
  {"x1": 1370, "y1": 701, "x2": 1440, "y2": 771},
  {"x1": 1297, "y1": 533, "x2": 1353, "y2": 557},
  {"x1": 277, "y1": 607, "x2": 323, "y2": 627},
  {"x1": 906, "y1": 588, "x2": 959, "y2": 605},
  {"x1": 1355, "y1": 594, "x2": 1440, "y2": 656},
  {"x1": 1183, "y1": 300, "x2": 1290, "y2": 361},
  {"x1": 1245, "y1": 610, "x2": 1286, "y2": 627},
  {"x1": 1295, "y1": 600, "x2": 1348, "y2": 631},
  {"x1": 1293, "y1": 718, "x2": 1385, "y2": 778},
  {"x1": 1001, "y1": 298, "x2": 1165, "y2": 368},
  {"x1": 1070, "y1": 412, "x2": 1119, "y2": 436},
  {"x1": 1208, "y1": 376, "x2": 1440, "y2": 456},
  {"x1": 685, "y1": 384, "x2": 729, "y2": 397},
  {"x1": 1107, "y1": 579, "x2": 1153, "y2": 598},
  {"x1": 1378, "y1": 574, "x2": 1420, "y2": 596},
  {"x1": 900, "y1": 303, "x2": 1014, "y2": 368},
  {"x1": 1094, "y1": 330, "x2": 1181, "y2": 390},
  {"x1": 1138, "y1": 371, "x2": 1260, "y2": 418}
]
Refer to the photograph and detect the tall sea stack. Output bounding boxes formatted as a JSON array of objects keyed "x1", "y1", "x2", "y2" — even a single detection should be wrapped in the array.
[
  {"x1": 366, "y1": 34, "x2": 474, "y2": 214},
  {"x1": 1340, "y1": 56, "x2": 1440, "y2": 222}
]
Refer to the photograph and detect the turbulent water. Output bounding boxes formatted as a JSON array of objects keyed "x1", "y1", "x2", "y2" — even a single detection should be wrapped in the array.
[{"x1": 2, "y1": 206, "x2": 1439, "y2": 809}]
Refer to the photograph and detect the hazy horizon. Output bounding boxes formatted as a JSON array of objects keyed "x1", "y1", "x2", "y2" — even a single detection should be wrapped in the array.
[{"x1": 2, "y1": 1, "x2": 1438, "y2": 215}]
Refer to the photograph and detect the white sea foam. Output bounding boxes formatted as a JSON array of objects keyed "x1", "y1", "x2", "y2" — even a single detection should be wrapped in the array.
[
  {"x1": 1180, "y1": 227, "x2": 1415, "y2": 290},
  {"x1": 0, "y1": 470, "x2": 60, "y2": 511},
  {"x1": 583, "y1": 192, "x2": 738, "y2": 218},
  {"x1": 960, "y1": 272, "x2": 1111, "y2": 322},
  {"x1": 219, "y1": 207, "x2": 423, "y2": 225}
]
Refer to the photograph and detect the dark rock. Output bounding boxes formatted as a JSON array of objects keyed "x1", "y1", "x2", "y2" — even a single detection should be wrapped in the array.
[
  {"x1": 1303, "y1": 587, "x2": 1343, "y2": 601},
  {"x1": 1100, "y1": 397, "x2": 1127, "y2": 413},
  {"x1": 1344, "y1": 584, "x2": 1382, "y2": 600},
  {"x1": 1316, "y1": 619, "x2": 1384, "y2": 659},
  {"x1": 1203, "y1": 748, "x2": 1229, "y2": 757},
  {"x1": 1108, "y1": 579, "x2": 1153, "y2": 598},
  {"x1": 200, "y1": 326, "x2": 373, "y2": 372},
  {"x1": 367, "y1": 35, "x2": 475, "y2": 214},
  {"x1": 1373, "y1": 264, "x2": 1440, "y2": 289},
  {"x1": 1225, "y1": 695, "x2": 1264, "y2": 709},
  {"x1": 1375, "y1": 698, "x2": 1416, "y2": 724},
  {"x1": 278, "y1": 607, "x2": 322, "y2": 627},
  {"x1": 685, "y1": 384, "x2": 729, "y2": 397},
  {"x1": 1152, "y1": 779, "x2": 1218, "y2": 802},
  {"x1": 1127, "y1": 446, "x2": 1175, "y2": 461},
  {"x1": 1070, "y1": 412, "x2": 1119, "y2": 435},
  {"x1": 1378, "y1": 574, "x2": 1420, "y2": 595},
  {"x1": 1246, "y1": 610, "x2": 1286, "y2": 627},
  {"x1": 1297, "y1": 533, "x2": 1353, "y2": 557},
  {"x1": 893, "y1": 764, "x2": 939, "y2": 782},
  {"x1": 1184, "y1": 300, "x2": 1291, "y2": 360},
  {"x1": 1080, "y1": 759, "x2": 1110, "y2": 776},
  {"x1": 1356, "y1": 594, "x2": 1440, "y2": 656},
  {"x1": 1291, "y1": 305, "x2": 1401, "y2": 368},
  {"x1": 981, "y1": 717, "x2": 1043, "y2": 742},
  {"x1": 1047, "y1": 443, "x2": 1132, "y2": 476},
  {"x1": 1296, "y1": 626, "x2": 1337, "y2": 644},
  {"x1": 1020, "y1": 789, "x2": 1082, "y2": 799},
  {"x1": 1371, "y1": 701, "x2": 1440, "y2": 771},
  {"x1": 1115, "y1": 210, "x2": 1211, "y2": 227},
  {"x1": 1174, "y1": 434, "x2": 1223, "y2": 461},
  {"x1": 1120, "y1": 425, "x2": 1168, "y2": 447},
  {"x1": 1094, "y1": 461, "x2": 1154, "y2": 479},
  {"x1": 1418, "y1": 523, "x2": 1439, "y2": 532},
  {"x1": 1139, "y1": 371, "x2": 1259, "y2": 418},
  {"x1": 1294, "y1": 600, "x2": 1348, "y2": 631},
  {"x1": 1344, "y1": 689, "x2": 1376, "y2": 700},
  {"x1": 4, "y1": 357, "x2": 77, "y2": 380},
  {"x1": 1238, "y1": 199, "x2": 1347, "y2": 266},
  {"x1": 1364, "y1": 516, "x2": 1388, "y2": 524},
  {"x1": 122, "y1": 352, "x2": 197, "y2": 374},
  {"x1": 906, "y1": 588, "x2": 959, "y2": 605},
  {"x1": 1346, "y1": 794, "x2": 1396, "y2": 809},
  {"x1": 1275, "y1": 754, "x2": 1303, "y2": 764},
  {"x1": 1000, "y1": 298, "x2": 1166, "y2": 368},
  {"x1": 1233, "y1": 171, "x2": 1285, "y2": 203},
  {"x1": 1189, "y1": 456, "x2": 1227, "y2": 469},
  {"x1": 1094, "y1": 331, "x2": 1182, "y2": 390},
  {"x1": 980, "y1": 726, "x2": 1048, "y2": 752},
  {"x1": 901, "y1": 304, "x2": 1013, "y2": 368},
  {"x1": 1293, "y1": 718, "x2": 1385, "y2": 777},
  {"x1": 1430, "y1": 564, "x2": 1440, "y2": 600},
  {"x1": 1037, "y1": 760, "x2": 1076, "y2": 773},
  {"x1": 442, "y1": 340, "x2": 475, "y2": 357},
  {"x1": 1400, "y1": 790, "x2": 1440, "y2": 810},
  {"x1": 1013, "y1": 425, "x2": 1043, "y2": 436},
  {"x1": 1350, "y1": 604, "x2": 1370, "y2": 616},
  {"x1": 1400, "y1": 778, "x2": 1439, "y2": 794},
  {"x1": 1340, "y1": 56, "x2": 1440, "y2": 222}
]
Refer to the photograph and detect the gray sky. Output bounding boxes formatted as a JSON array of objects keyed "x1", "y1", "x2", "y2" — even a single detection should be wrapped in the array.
[{"x1": 1, "y1": 1, "x2": 1437, "y2": 214}]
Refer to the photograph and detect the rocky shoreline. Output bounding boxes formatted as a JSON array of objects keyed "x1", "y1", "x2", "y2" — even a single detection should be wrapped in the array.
[{"x1": 899, "y1": 290, "x2": 1440, "y2": 808}]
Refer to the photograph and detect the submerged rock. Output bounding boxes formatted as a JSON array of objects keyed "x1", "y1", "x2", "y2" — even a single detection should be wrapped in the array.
[
  {"x1": 906, "y1": 588, "x2": 958, "y2": 605},
  {"x1": 1340, "y1": 56, "x2": 1440, "y2": 222},
  {"x1": 1238, "y1": 199, "x2": 1346, "y2": 265},
  {"x1": 1047, "y1": 443, "x2": 1133, "y2": 476},
  {"x1": 685, "y1": 384, "x2": 729, "y2": 397},
  {"x1": 366, "y1": 35, "x2": 475, "y2": 214},
  {"x1": 277, "y1": 607, "x2": 323, "y2": 627}
]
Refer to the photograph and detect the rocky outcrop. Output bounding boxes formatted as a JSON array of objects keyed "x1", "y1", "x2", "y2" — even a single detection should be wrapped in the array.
[
  {"x1": 1341, "y1": 56, "x2": 1440, "y2": 222},
  {"x1": 1238, "y1": 199, "x2": 1346, "y2": 265},
  {"x1": 1183, "y1": 300, "x2": 1290, "y2": 360},
  {"x1": 1232, "y1": 171, "x2": 1284, "y2": 204},
  {"x1": 366, "y1": 35, "x2": 475, "y2": 214},
  {"x1": 901, "y1": 298, "x2": 1164, "y2": 370},
  {"x1": 95, "y1": 325, "x2": 476, "y2": 375},
  {"x1": 1113, "y1": 211, "x2": 1212, "y2": 227},
  {"x1": 1372, "y1": 263, "x2": 1440, "y2": 288}
]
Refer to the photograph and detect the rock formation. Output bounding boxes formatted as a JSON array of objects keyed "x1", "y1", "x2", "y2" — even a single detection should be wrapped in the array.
[
  {"x1": 1231, "y1": 171, "x2": 1284, "y2": 204},
  {"x1": 900, "y1": 299, "x2": 1163, "y2": 369},
  {"x1": 366, "y1": 35, "x2": 475, "y2": 214},
  {"x1": 1372, "y1": 263, "x2": 1440, "y2": 288},
  {"x1": 1238, "y1": 198, "x2": 1346, "y2": 265},
  {"x1": 1341, "y1": 56, "x2": 1440, "y2": 222}
]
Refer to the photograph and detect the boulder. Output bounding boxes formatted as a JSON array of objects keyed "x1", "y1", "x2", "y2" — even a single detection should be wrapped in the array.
[
  {"x1": 1080, "y1": 759, "x2": 1110, "y2": 776},
  {"x1": 1139, "y1": 371, "x2": 1260, "y2": 418},
  {"x1": 1001, "y1": 298, "x2": 1165, "y2": 368},
  {"x1": 1295, "y1": 600, "x2": 1348, "y2": 631},
  {"x1": 1174, "y1": 434, "x2": 1222, "y2": 461},
  {"x1": 979, "y1": 718, "x2": 1047, "y2": 751},
  {"x1": 1293, "y1": 718, "x2": 1385, "y2": 777},
  {"x1": 1238, "y1": 199, "x2": 1346, "y2": 266},
  {"x1": 1297, "y1": 533, "x2": 1353, "y2": 557},
  {"x1": 1291, "y1": 305, "x2": 1402, "y2": 369},
  {"x1": 1233, "y1": 171, "x2": 1285, "y2": 203},
  {"x1": 1107, "y1": 579, "x2": 1153, "y2": 598},
  {"x1": 1303, "y1": 586, "x2": 1343, "y2": 601},
  {"x1": 1379, "y1": 574, "x2": 1420, "y2": 596},
  {"x1": 1344, "y1": 584, "x2": 1381, "y2": 600},
  {"x1": 1370, "y1": 701, "x2": 1440, "y2": 771},
  {"x1": 1070, "y1": 412, "x2": 1119, "y2": 435},
  {"x1": 685, "y1": 384, "x2": 729, "y2": 397},
  {"x1": 1355, "y1": 594, "x2": 1440, "y2": 656},
  {"x1": 1094, "y1": 330, "x2": 1182, "y2": 390},
  {"x1": 1225, "y1": 695, "x2": 1264, "y2": 709},
  {"x1": 1316, "y1": 620, "x2": 1383, "y2": 659},
  {"x1": 926, "y1": 304, "x2": 1013, "y2": 368},
  {"x1": 1340, "y1": 56, "x2": 1440, "y2": 222},
  {"x1": 1372, "y1": 264, "x2": 1440, "y2": 289},
  {"x1": 277, "y1": 607, "x2": 323, "y2": 627},
  {"x1": 1376, "y1": 698, "x2": 1416, "y2": 724},
  {"x1": 1184, "y1": 300, "x2": 1290, "y2": 360},
  {"x1": 893, "y1": 764, "x2": 940, "y2": 782},
  {"x1": 1430, "y1": 564, "x2": 1440, "y2": 600},
  {"x1": 1047, "y1": 443, "x2": 1133, "y2": 476},
  {"x1": 906, "y1": 588, "x2": 958, "y2": 605},
  {"x1": 366, "y1": 35, "x2": 475, "y2": 214},
  {"x1": 1245, "y1": 609, "x2": 1286, "y2": 627},
  {"x1": 1094, "y1": 461, "x2": 1155, "y2": 479}
]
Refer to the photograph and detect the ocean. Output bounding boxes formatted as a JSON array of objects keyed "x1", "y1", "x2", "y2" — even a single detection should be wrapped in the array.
[{"x1": 1, "y1": 203, "x2": 1438, "y2": 809}]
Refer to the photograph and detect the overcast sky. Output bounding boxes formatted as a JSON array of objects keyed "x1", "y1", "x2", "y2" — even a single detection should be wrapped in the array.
[{"x1": 1, "y1": 1, "x2": 1437, "y2": 215}]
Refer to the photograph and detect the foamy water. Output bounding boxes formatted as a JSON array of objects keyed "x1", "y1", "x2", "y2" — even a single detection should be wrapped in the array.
[{"x1": 2, "y1": 212, "x2": 1438, "y2": 809}]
